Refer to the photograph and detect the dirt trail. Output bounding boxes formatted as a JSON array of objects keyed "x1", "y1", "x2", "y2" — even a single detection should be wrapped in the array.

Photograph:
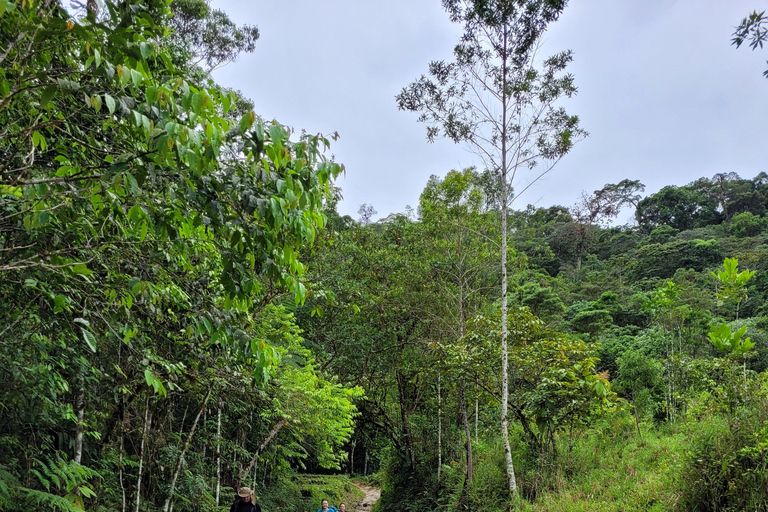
[{"x1": 352, "y1": 482, "x2": 381, "y2": 512}]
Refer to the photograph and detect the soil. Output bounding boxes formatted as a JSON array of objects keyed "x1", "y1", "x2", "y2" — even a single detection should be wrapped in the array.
[{"x1": 351, "y1": 482, "x2": 381, "y2": 512}]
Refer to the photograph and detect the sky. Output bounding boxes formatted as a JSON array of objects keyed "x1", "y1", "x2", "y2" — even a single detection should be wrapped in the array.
[{"x1": 211, "y1": 0, "x2": 768, "y2": 224}]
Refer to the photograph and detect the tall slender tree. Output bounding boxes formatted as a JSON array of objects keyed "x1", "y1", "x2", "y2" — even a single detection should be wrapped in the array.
[{"x1": 397, "y1": 0, "x2": 585, "y2": 495}]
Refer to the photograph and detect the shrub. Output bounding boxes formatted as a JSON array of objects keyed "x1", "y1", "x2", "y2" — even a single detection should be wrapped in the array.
[
  {"x1": 728, "y1": 212, "x2": 768, "y2": 238},
  {"x1": 677, "y1": 382, "x2": 768, "y2": 511}
]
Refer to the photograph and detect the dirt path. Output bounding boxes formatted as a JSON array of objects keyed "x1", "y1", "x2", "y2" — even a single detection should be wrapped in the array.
[{"x1": 351, "y1": 482, "x2": 381, "y2": 512}]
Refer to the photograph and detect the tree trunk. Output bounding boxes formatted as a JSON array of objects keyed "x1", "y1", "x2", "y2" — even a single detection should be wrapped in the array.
[
  {"x1": 499, "y1": 26, "x2": 518, "y2": 497},
  {"x1": 74, "y1": 385, "x2": 85, "y2": 464},
  {"x1": 396, "y1": 371, "x2": 417, "y2": 472},
  {"x1": 135, "y1": 395, "x2": 153, "y2": 512},
  {"x1": 364, "y1": 448, "x2": 368, "y2": 476},
  {"x1": 239, "y1": 418, "x2": 288, "y2": 483},
  {"x1": 349, "y1": 438, "x2": 356, "y2": 475},
  {"x1": 475, "y1": 397, "x2": 478, "y2": 444},
  {"x1": 119, "y1": 411, "x2": 126, "y2": 512},
  {"x1": 437, "y1": 372, "x2": 442, "y2": 481},
  {"x1": 216, "y1": 397, "x2": 222, "y2": 507},
  {"x1": 163, "y1": 387, "x2": 213, "y2": 512},
  {"x1": 460, "y1": 382, "x2": 473, "y2": 482}
]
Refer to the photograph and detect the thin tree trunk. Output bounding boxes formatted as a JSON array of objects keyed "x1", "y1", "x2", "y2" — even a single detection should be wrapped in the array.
[
  {"x1": 458, "y1": 275, "x2": 472, "y2": 483},
  {"x1": 216, "y1": 397, "x2": 222, "y2": 507},
  {"x1": 437, "y1": 372, "x2": 442, "y2": 481},
  {"x1": 460, "y1": 382, "x2": 473, "y2": 482},
  {"x1": 364, "y1": 449, "x2": 368, "y2": 476},
  {"x1": 74, "y1": 385, "x2": 85, "y2": 464},
  {"x1": 633, "y1": 401, "x2": 642, "y2": 439},
  {"x1": 135, "y1": 395, "x2": 152, "y2": 512},
  {"x1": 252, "y1": 458, "x2": 257, "y2": 495},
  {"x1": 475, "y1": 397, "x2": 478, "y2": 444},
  {"x1": 163, "y1": 387, "x2": 213, "y2": 512},
  {"x1": 349, "y1": 438, "x2": 357, "y2": 475},
  {"x1": 396, "y1": 371, "x2": 417, "y2": 472},
  {"x1": 239, "y1": 419, "x2": 288, "y2": 482},
  {"x1": 202, "y1": 408, "x2": 207, "y2": 461},
  {"x1": 499, "y1": 26, "x2": 518, "y2": 497},
  {"x1": 119, "y1": 411, "x2": 126, "y2": 512}
]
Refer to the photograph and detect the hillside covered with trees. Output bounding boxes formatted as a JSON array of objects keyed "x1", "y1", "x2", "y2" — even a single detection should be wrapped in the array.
[{"x1": 1, "y1": 0, "x2": 767, "y2": 511}]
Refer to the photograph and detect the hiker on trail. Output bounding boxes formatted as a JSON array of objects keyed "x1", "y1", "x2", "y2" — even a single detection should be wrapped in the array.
[
  {"x1": 339, "y1": 503, "x2": 347, "y2": 512},
  {"x1": 318, "y1": 498, "x2": 338, "y2": 512},
  {"x1": 230, "y1": 487, "x2": 261, "y2": 512}
]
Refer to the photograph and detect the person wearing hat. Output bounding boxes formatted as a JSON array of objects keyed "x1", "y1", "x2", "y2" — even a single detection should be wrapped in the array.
[{"x1": 229, "y1": 487, "x2": 261, "y2": 512}]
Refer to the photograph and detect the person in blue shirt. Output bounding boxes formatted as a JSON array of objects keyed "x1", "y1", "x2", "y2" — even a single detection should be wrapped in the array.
[{"x1": 318, "y1": 498, "x2": 338, "y2": 512}]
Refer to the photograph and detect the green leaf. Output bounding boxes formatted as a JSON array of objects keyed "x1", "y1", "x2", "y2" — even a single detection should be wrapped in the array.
[
  {"x1": 200, "y1": 316, "x2": 212, "y2": 335},
  {"x1": 0, "y1": 1, "x2": 17, "y2": 16},
  {"x1": 104, "y1": 94, "x2": 116, "y2": 115},
  {"x1": 139, "y1": 42, "x2": 151, "y2": 59},
  {"x1": 72, "y1": 263, "x2": 93, "y2": 275},
  {"x1": 130, "y1": 69, "x2": 142, "y2": 87},
  {"x1": 73, "y1": 317, "x2": 90, "y2": 328},
  {"x1": 191, "y1": 93, "x2": 202, "y2": 112},
  {"x1": 53, "y1": 294, "x2": 67, "y2": 313},
  {"x1": 40, "y1": 85, "x2": 56, "y2": 108},
  {"x1": 80, "y1": 328, "x2": 97, "y2": 353},
  {"x1": 91, "y1": 94, "x2": 102, "y2": 112},
  {"x1": 128, "y1": 204, "x2": 144, "y2": 222}
]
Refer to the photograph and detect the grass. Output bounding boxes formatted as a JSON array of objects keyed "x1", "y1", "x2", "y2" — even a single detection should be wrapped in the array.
[{"x1": 518, "y1": 420, "x2": 686, "y2": 512}]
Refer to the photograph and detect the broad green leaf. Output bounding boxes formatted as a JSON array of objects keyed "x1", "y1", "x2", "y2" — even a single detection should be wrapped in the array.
[
  {"x1": 53, "y1": 294, "x2": 67, "y2": 313},
  {"x1": 73, "y1": 317, "x2": 90, "y2": 327},
  {"x1": 104, "y1": 94, "x2": 116, "y2": 114},
  {"x1": 130, "y1": 69, "x2": 142, "y2": 87},
  {"x1": 139, "y1": 42, "x2": 151, "y2": 59},
  {"x1": 39, "y1": 85, "x2": 56, "y2": 107},
  {"x1": 72, "y1": 263, "x2": 93, "y2": 275},
  {"x1": 80, "y1": 328, "x2": 97, "y2": 353},
  {"x1": 128, "y1": 204, "x2": 144, "y2": 222},
  {"x1": 0, "y1": 1, "x2": 16, "y2": 16}
]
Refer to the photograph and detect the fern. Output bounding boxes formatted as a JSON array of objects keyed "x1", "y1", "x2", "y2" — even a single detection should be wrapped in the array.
[
  {"x1": 20, "y1": 487, "x2": 83, "y2": 512},
  {"x1": 0, "y1": 464, "x2": 21, "y2": 510},
  {"x1": 2, "y1": 453, "x2": 104, "y2": 512}
]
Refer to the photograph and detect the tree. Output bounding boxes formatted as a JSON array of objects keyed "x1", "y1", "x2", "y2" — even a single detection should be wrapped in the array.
[
  {"x1": 614, "y1": 349, "x2": 662, "y2": 438},
  {"x1": 732, "y1": 10, "x2": 768, "y2": 78},
  {"x1": 569, "y1": 179, "x2": 644, "y2": 268},
  {"x1": 0, "y1": 0, "x2": 351, "y2": 509},
  {"x1": 167, "y1": 0, "x2": 260, "y2": 74},
  {"x1": 635, "y1": 185, "x2": 720, "y2": 232},
  {"x1": 420, "y1": 168, "x2": 500, "y2": 484},
  {"x1": 396, "y1": 0, "x2": 585, "y2": 496}
]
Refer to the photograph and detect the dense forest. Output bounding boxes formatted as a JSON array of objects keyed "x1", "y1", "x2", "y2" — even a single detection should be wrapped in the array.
[{"x1": 1, "y1": 1, "x2": 767, "y2": 511}]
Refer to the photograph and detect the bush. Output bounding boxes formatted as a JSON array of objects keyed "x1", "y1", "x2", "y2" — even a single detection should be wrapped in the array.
[
  {"x1": 632, "y1": 239, "x2": 722, "y2": 279},
  {"x1": 728, "y1": 212, "x2": 768, "y2": 238},
  {"x1": 677, "y1": 383, "x2": 768, "y2": 512}
]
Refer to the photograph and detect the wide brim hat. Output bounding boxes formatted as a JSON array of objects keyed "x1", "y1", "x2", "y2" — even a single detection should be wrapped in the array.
[{"x1": 238, "y1": 487, "x2": 253, "y2": 498}]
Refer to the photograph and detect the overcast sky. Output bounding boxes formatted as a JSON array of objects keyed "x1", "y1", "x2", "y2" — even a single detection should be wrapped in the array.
[{"x1": 211, "y1": 0, "x2": 767, "y2": 224}]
